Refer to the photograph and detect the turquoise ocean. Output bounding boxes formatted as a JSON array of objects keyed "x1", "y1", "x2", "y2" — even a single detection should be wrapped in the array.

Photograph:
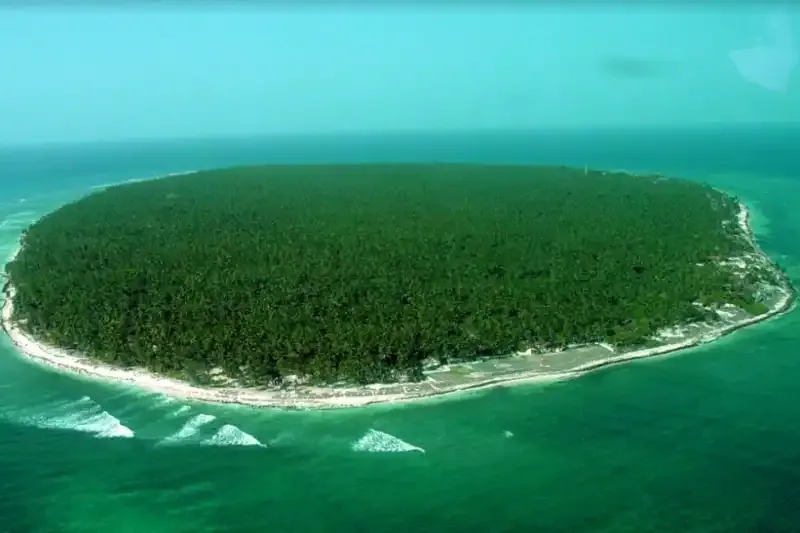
[{"x1": 0, "y1": 127, "x2": 798, "y2": 533}]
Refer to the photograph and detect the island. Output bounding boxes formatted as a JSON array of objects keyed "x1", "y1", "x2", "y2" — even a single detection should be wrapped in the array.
[{"x1": 2, "y1": 164, "x2": 795, "y2": 409}]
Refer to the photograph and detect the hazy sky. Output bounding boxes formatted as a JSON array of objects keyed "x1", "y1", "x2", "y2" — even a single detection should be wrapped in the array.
[{"x1": 1, "y1": 6, "x2": 798, "y2": 145}]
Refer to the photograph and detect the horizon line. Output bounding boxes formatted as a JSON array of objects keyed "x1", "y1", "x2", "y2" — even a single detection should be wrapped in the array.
[{"x1": 4, "y1": 122, "x2": 800, "y2": 150}]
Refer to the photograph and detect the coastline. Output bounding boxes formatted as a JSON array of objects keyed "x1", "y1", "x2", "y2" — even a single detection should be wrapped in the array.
[{"x1": 1, "y1": 196, "x2": 796, "y2": 410}]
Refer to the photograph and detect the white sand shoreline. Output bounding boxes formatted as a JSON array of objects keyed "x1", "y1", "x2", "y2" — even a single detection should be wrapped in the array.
[{"x1": 1, "y1": 194, "x2": 796, "y2": 410}]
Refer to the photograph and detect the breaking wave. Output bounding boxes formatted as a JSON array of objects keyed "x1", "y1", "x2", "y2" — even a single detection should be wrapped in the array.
[
  {"x1": 160, "y1": 414, "x2": 216, "y2": 445},
  {"x1": 352, "y1": 429, "x2": 425, "y2": 453},
  {"x1": 202, "y1": 424, "x2": 265, "y2": 447},
  {"x1": 169, "y1": 405, "x2": 192, "y2": 417},
  {"x1": 151, "y1": 393, "x2": 176, "y2": 405},
  {"x1": 0, "y1": 211, "x2": 38, "y2": 230},
  {"x1": 16, "y1": 396, "x2": 134, "y2": 438}
]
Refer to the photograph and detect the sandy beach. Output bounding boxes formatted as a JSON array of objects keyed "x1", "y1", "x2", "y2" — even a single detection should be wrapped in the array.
[{"x1": 1, "y1": 200, "x2": 796, "y2": 410}]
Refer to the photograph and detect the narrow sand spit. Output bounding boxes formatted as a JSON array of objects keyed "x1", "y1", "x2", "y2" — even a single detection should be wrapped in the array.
[{"x1": 1, "y1": 201, "x2": 795, "y2": 410}]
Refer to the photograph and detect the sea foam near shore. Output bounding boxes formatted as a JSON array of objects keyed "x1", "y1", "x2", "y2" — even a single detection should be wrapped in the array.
[{"x1": 6, "y1": 395, "x2": 134, "y2": 438}]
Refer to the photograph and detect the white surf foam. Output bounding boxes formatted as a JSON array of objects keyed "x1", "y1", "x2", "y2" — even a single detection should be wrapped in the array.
[
  {"x1": 201, "y1": 424, "x2": 265, "y2": 447},
  {"x1": 3, "y1": 210, "x2": 36, "y2": 220},
  {"x1": 0, "y1": 212, "x2": 37, "y2": 230},
  {"x1": 169, "y1": 405, "x2": 192, "y2": 417},
  {"x1": 165, "y1": 170, "x2": 197, "y2": 177},
  {"x1": 19, "y1": 396, "x2": 134, "y2": 438},
  {"x1": 160, "y1": 414, "x2": 216, "y2": 445},
  {"x1": 91, "y1": 170, "x2": 197, "y2": 190},
  {"x1": 351, "y1": 429, "x2": 425, "y2": 453},
  {"x1": 150, "y1": 392, "x2": 176, "y2": 405},
  {"x1": 90, "y1": 179, "x2": 143, "y2": 190}
]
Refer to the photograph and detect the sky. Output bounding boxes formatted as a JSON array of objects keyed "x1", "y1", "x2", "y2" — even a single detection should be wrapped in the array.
[{"x1": 0, "y1": 5, "x2": 798, "y2": 146}]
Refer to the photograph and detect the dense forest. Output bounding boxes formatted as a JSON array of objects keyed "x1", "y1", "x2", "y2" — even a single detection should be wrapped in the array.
[{"x1": 5, "y1": 164, "x2": 769, "y2": 385}]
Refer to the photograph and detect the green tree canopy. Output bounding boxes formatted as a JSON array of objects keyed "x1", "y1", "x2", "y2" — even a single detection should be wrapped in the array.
[{"x1": 5, "y1": 164, "x2": 762, "y2": 385}]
